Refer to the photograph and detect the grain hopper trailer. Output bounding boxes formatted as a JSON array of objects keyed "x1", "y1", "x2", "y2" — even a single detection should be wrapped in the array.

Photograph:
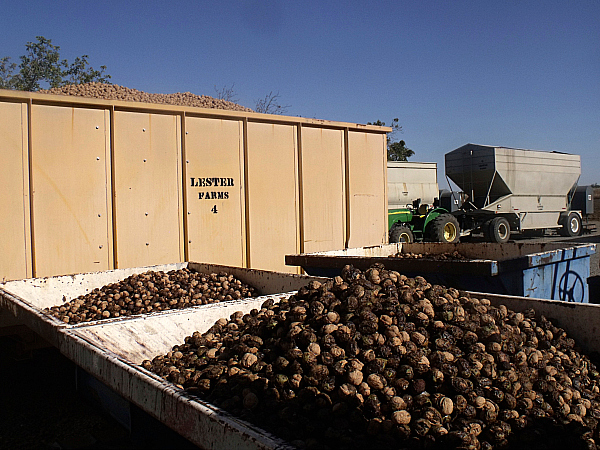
[
  {"x1": 445, "y1": 144, "x2": 584, "y2": 243},
  {"x1": 387, "y1": 161, "x2": 460, "y2": 243}
]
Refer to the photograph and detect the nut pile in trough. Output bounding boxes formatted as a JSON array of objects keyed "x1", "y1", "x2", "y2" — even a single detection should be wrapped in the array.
[
  {"x1": 144, "y1": 264, "x2": 600, "y2": 450},
  {"x1": 44, "y1": 268, "x2": 257, "y2": 324},
  {"x1": 39, "y1": 82, "x2": 254, "y2": 112},
  {"x1": 389, "y1": 251, "x2": 469, "y2": 261}
]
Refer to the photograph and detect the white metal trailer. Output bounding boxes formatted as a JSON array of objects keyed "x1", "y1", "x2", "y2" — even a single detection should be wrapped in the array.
[
  {"x1": 387, "y1": 161, "x2": 438, "y2": 210},
  {"x1": 445, "y1": 144, "x2": 583, "y2": 242}
]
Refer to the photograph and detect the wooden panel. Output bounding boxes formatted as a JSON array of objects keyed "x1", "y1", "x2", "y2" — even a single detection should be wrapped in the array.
[
  {"x1": 300, "y1": 127, "x2": 345, "y2": 253},
  {"x1": 185, "y1": 117, "x2": 245, "y2": 266},
  {"x1": 246, "y1": 122, "x2": 299, "y2": 273},
  {"x1": 113, "y1": 112, "x2": 183, "y2": 269},
  {"x1": 30, "y1": 105, "x2": 112, "y2": 277},
  {"x1": 0, "y1": 101, "x2": 31, "y2": 281},
  {"x1": 347, "y1": 131, "x2": 387, "y2": 248}
]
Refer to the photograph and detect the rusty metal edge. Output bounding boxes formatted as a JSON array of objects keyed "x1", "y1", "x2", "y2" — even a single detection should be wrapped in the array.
[
  {"x1": 466, "y1": 290, "x2": 600, "y2": 355},
  {"x1": 0, "y1": 286, "x2": 66, "y2": 346},
  {"x1": 59, "y1": 327, "x2": 295, "y2": 450},
  {"x1": 285, "y1": 254, "x2": 497, "y2": 276},
  {"x1": 0, "y1": 262, "x2": 325, "y2": 348}
]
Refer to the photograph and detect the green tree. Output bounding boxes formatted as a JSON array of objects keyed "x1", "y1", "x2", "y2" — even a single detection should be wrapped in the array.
[
  {"x1": 368, "y1": 118, "x2": 415, "y2": 161},
  {"x1": 0, "y1": 36, "x2": 111, "y2": 91},
  {"x1": 0, "y1": 57, "x2": 18, "y2": 89},
  {"x1": 388, "y1": 139, "x2": 414, "y2": 161},
  {"x1": 63, "y1": 55, "x2": 111, "y2": 86}
]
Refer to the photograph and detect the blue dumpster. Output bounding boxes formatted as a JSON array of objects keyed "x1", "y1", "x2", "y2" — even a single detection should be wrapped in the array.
[{"x1": 285, "y1": 242, "x2": 596, "y2": 303}]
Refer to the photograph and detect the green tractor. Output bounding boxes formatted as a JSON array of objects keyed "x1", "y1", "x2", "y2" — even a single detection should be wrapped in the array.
[{"x1": 388, "y1": 201, "x2": 460, "y2": 244}]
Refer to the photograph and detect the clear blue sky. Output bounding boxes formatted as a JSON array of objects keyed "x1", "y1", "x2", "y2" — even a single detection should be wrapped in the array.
[{"x1": 2, "y1": 0, "x2": 599, "y2": 185}]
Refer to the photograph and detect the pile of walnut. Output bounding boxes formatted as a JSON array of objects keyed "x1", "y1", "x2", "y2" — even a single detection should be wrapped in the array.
[
  {"x1": 39, "y1": 82, "x2": 254, "y2": 112},
  {"x1": 389, "y1": 251, "x2": 469, "y2": 261},
  {"x1": 143, "y1": 264, "x2": 600, "y2": 449},
  {"x1": 45, "y1": 268, "x2": 257, "y2": 324}
]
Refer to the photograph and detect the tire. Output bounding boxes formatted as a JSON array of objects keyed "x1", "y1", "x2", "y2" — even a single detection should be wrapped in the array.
[
  {"x1": 429, "y1": 214, "x2": 460, "y2": 243},
  {"x1": 481, "y1": 219, "x2": 493, "y2": 241},
  {"x1": 489, "y1": 217, "x2": 511, "y2": 243},
  {"x1": 560, "y1": 212, "x2": 582, "y2": 237},
  {"x1": 389, "y1": 224, "x2": 414, "y2": 243}
]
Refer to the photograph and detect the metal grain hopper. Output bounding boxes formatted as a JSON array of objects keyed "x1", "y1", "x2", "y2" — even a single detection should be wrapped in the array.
[{"x1": 445, "y1": 144, "x2": 583, "y2": 240}]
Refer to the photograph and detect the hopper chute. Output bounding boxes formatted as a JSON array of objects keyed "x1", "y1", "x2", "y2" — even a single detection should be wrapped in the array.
[{"x1": 445, "y1": 144, "x2": 581, "y2": 211}]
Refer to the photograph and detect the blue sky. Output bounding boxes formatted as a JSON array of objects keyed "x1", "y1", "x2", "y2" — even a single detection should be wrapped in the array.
[{"x1": 2, "y1": 0, "x2": 599, "y2": 185}]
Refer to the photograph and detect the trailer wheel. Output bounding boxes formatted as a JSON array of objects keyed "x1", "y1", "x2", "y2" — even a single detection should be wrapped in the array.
[
  {"x1": 482, "y1": 219, "x2": 493, "y2": 241},
  {"x1": 429, "y1": 214, "x2": 460, "y2": 243},
  {"x1": 389, "y1": 224, "x2": 414, "y2": 243},
  {"x1": 489, "y1": 217, "x2": 511, "y2": 243},
  {"x1": 560, "y1": 212, "x2": 582, "y2": 237}
]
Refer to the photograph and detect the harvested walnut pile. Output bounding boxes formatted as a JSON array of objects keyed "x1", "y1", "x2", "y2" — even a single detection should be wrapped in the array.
[
  {"x1": 144, "y1": 264, "x2": 600, "y2": 449},
  {"x1": 389, "y1": 251, "x2": 469, "y2": 261},
  {"x1": 44, "y1": 268, "x2": 258, "y2": 324},
  {"x1": 39, "y1": 82, "x2": 254, "y2": 112}
]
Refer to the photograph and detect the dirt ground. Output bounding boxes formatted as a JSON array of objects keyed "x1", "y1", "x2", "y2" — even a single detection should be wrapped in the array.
[{"x1": 0, "y1": 333, "x2": 198, "y2": 450}]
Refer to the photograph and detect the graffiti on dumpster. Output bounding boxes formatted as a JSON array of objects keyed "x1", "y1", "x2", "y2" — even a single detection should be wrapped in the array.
[{"x1": 558, "y1": 270, "x2": 585, "y2": 303}]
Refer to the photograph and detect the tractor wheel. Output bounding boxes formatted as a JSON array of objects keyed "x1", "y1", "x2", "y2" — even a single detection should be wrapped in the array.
[
  {"x1": 429, "y1": 214, "x2": 460, "y2": 243},
  {"x1": 489, "y1": 217, "x2": 511, "y2": 243},
  {"x1": 389, "y1": 224, "x2": 414, "y2": 243},
  {"x1": 559, "y1": 212, "x2": 582, "y2": 237}
]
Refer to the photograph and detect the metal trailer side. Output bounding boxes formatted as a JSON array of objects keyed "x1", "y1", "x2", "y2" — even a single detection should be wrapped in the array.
[
  {"x1": 0, "y1": 89, "x2": 390, "y2": 281},
  {"x1": 0, "y1": 262, "x2": 325, "y2": 347},
  {"x1": 60, "y1": 295, "x2": 296, "y2": 450},
  {"x1": 445, "y1": 144, "x2": 581, "y2": 233},
  {"x1": 0, "y1": 263, "x2": 328, "y2": 449},
  {"x1": 387, "y1": 161, "x2": 438, "y2": 210},
  {"x1": 286, "y1": 242, "x2": 596, "y2": 302}
]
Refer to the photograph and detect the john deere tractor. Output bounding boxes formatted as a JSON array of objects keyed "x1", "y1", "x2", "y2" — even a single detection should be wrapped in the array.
[{"x1": 388, "y1": 200, "x2": 460, "y2": 244}]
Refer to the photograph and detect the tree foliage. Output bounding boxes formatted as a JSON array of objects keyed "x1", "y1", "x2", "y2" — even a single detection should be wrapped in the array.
[
  {"x1": 0, "y1": 57, "x2": 18, "y2": 89},
  {"x1": 0, "y1": 36, "x2": 111, "y2": 91},
  {"x1": 368, "y1": 118, "x2": 415, "y2": 161}
]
